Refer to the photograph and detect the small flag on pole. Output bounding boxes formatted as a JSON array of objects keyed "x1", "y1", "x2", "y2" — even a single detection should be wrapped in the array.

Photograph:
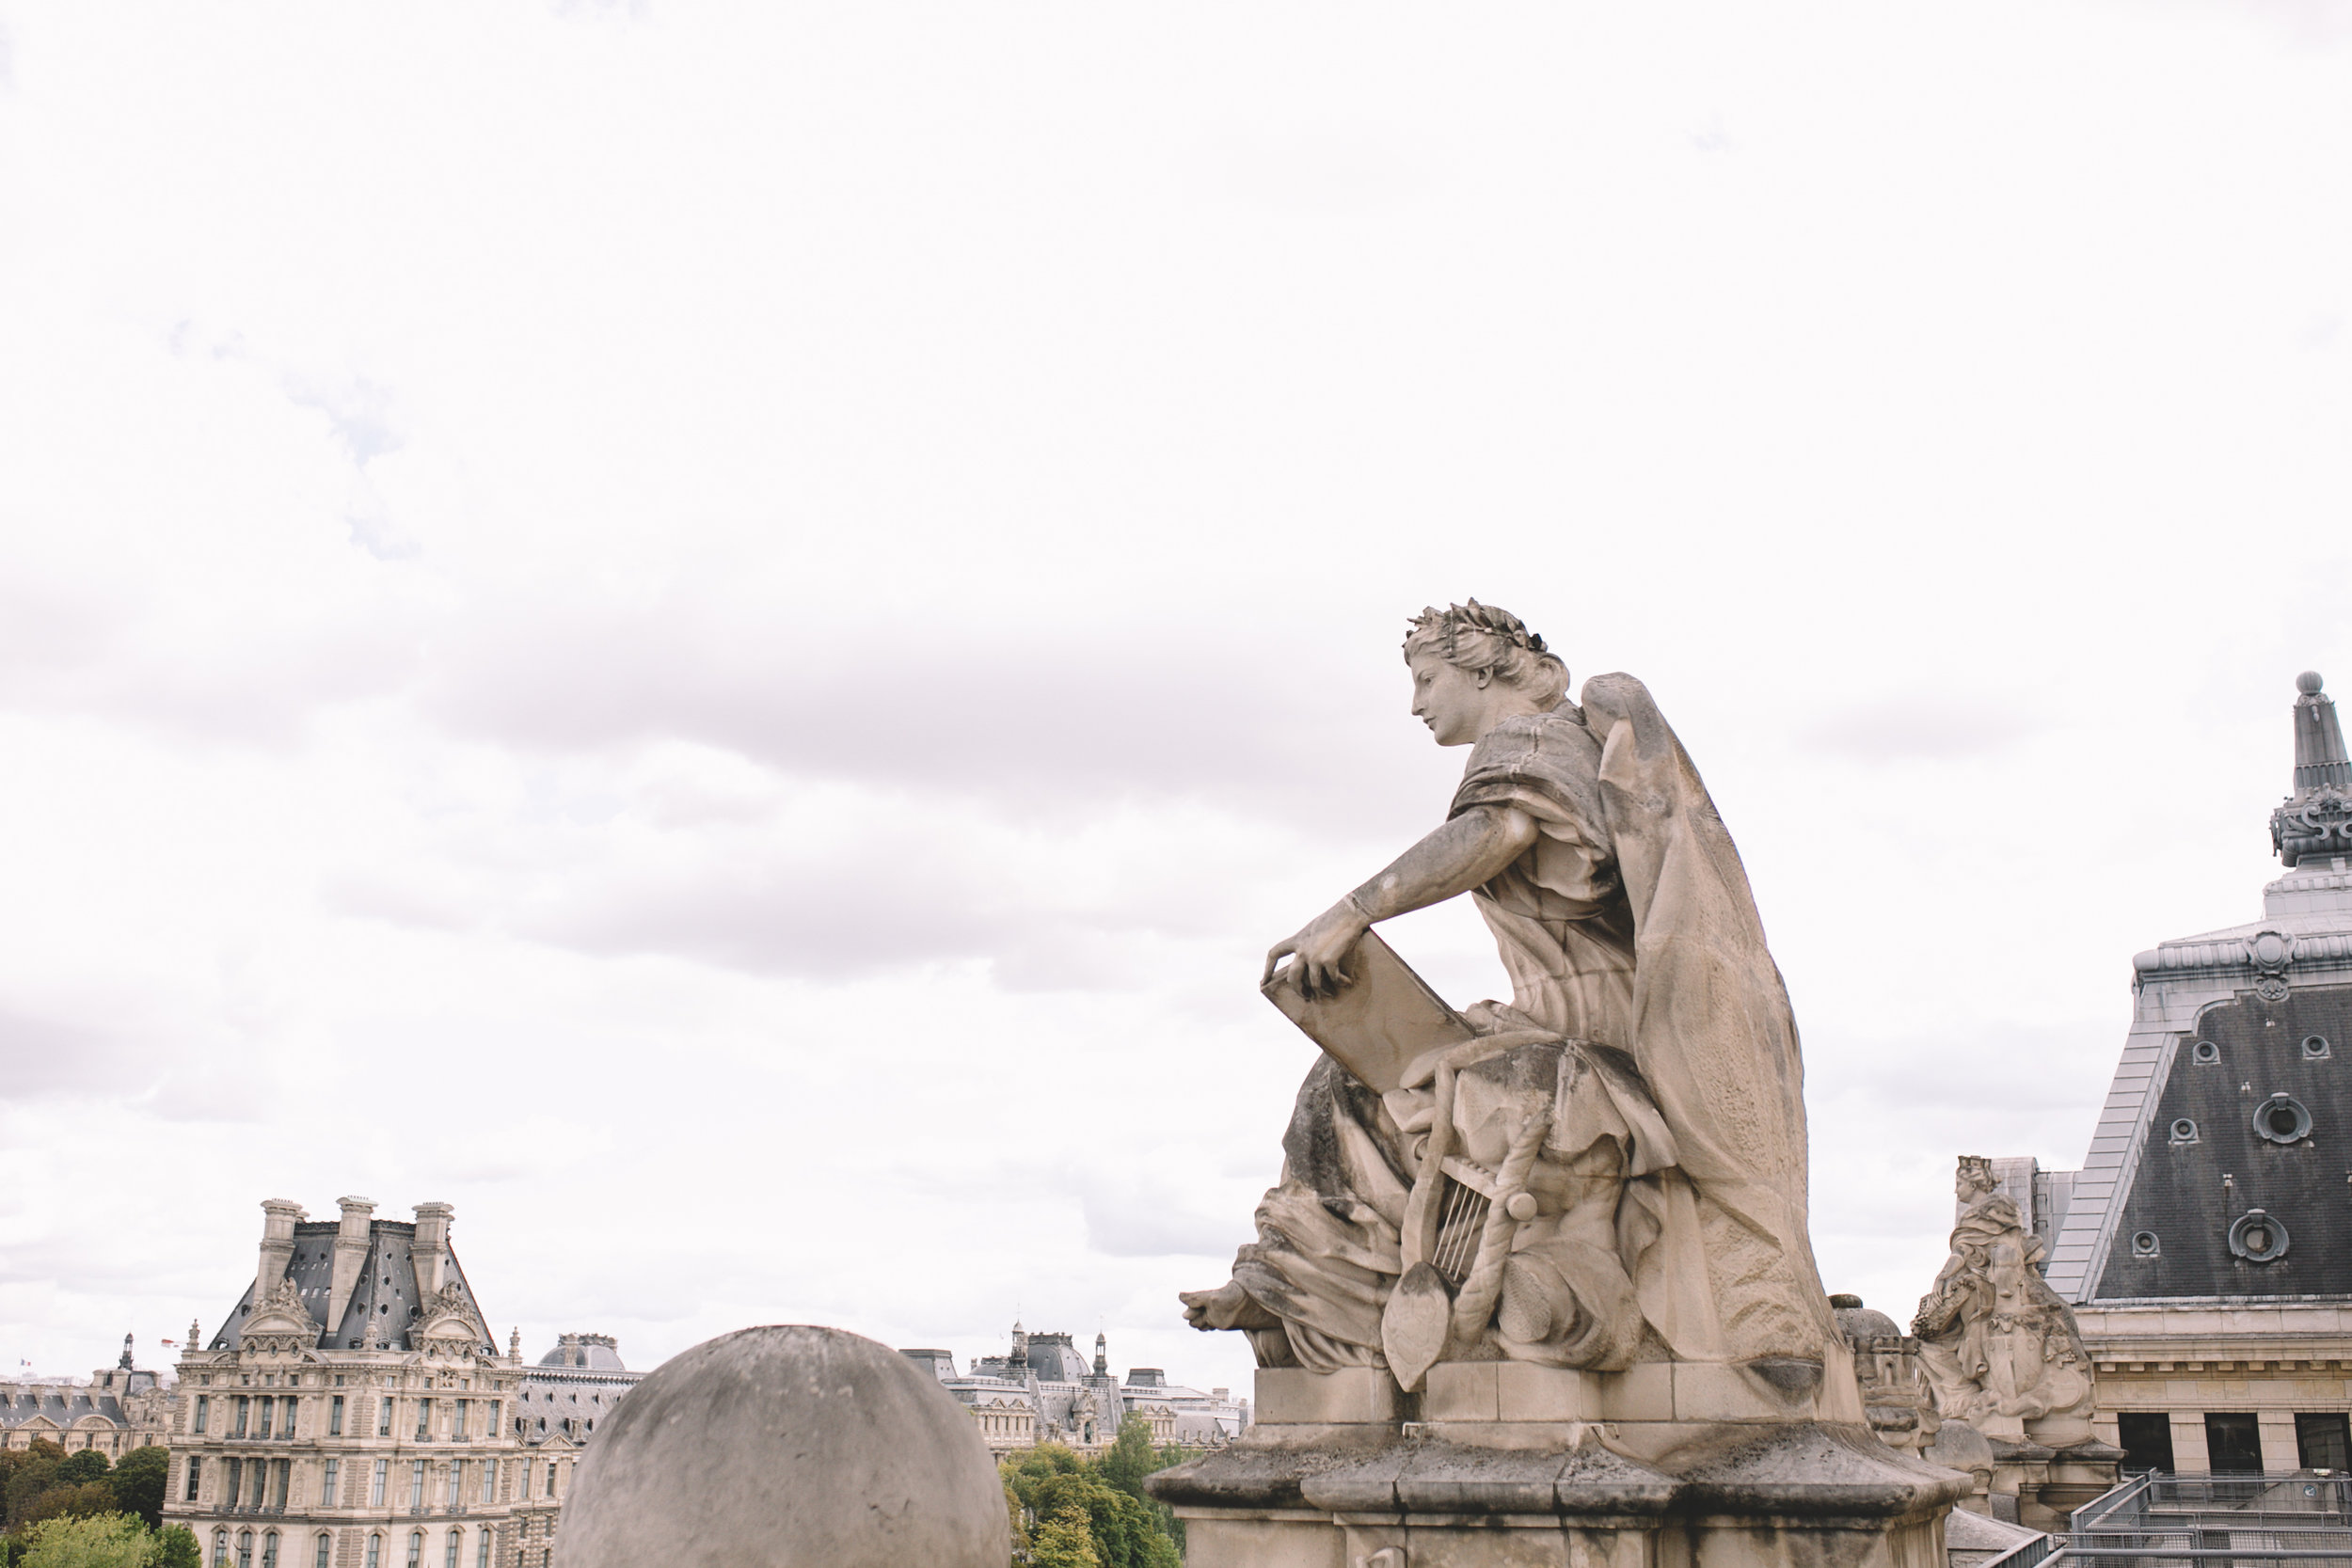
[{"x1": 161, "y1": 1339, "x2": 178, "y2": 1348}]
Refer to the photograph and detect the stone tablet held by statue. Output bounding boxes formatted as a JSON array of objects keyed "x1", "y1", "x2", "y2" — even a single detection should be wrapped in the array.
[{"x1": 1259, "y1": 929, "x2": 1473, "y2": 1097}]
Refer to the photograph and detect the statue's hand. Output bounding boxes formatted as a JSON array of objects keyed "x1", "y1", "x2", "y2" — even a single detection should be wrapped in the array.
[{"x1": 1263, "y1": 900, "x2": 1371, "y2": 998}]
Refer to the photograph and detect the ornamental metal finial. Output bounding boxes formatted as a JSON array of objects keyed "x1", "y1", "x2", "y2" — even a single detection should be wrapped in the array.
[{"x1": 2272, "y1": 672, "x2": 2352, "y2": 865}]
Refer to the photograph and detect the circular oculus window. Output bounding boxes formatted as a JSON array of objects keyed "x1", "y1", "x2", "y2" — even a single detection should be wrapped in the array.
[
  {"x1": 2193, "y1": 1040, "x2": 2221, "y2": 1064},
  {"x1": 2229, "y1": 1210, "x2": 2289, "y2": 1263},
  {"x1": 2255, "y1": 1093, "x2": 2313, "y2": 1144}
]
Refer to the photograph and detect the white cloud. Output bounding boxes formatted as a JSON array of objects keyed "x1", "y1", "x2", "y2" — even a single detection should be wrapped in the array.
[{"x1": 0, "y1": 0, "x2": 2347, "y2": 1390}]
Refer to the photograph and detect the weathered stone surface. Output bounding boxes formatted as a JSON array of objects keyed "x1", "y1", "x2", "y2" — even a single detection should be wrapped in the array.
[
  {"x1": 552, "y1": 1324, "x2": 1005, "y2": 1568},
  {"x1": 1155, "y1": 606, "x2": 1969, "y2": 1567},
  {"x1": 1152, "y1": 1419, "x2": 1966, "y2": 1523},
  {"x1": 1945, "y1": 1506, "x2": 2046, "y2": 1568},
  {"x1": 1187, "y1": 603, "x2": 1839, "y2": 1388},
  {"x1": 1837, "y1": 1297, "x2": 1942, "y2": 1457},
  {"x1": 1915, "y1": 1159, "x2": 2098, "y2": 1449},
  {"x1": 1155, "y1": 1415, "x2": 1971, "y2": 1567}
]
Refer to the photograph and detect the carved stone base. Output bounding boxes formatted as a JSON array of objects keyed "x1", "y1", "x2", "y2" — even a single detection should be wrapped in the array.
[
  {"x1": 1981, "y1": 1437, "x2": 2123, "y2": 1532},
  {"x1": 1149, "y1": 1364, "x2": 1971, "y2": 1568}
]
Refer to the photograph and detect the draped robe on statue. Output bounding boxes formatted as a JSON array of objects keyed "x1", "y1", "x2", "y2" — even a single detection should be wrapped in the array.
[{"x1": 1228, "y1": 673, "x2": 1835, "y2": 1371}]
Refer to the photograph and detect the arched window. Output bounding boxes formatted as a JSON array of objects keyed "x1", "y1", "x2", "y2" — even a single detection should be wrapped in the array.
[
  {"x1": 365, "y1": 1535, "x2": 382, "y2": 1568},
  {"x1": 407, "y1": 1530, "x2": 424, "y2": 1568},
  {"x1": 475, "y1": 1529, "x2": 490, "y2": 1568},
  {"x1": 262, "y1": 1531, "x2": 279, "y2": 1568},
  {"x1": 314, "y1": 1533, "x2": 332, "y2": 1568},
  {"x1": 445, "y1": 1528, "x2": 463, "y2": 1568},
  {"x1": 237, "y1": 1531, "x2": 254, "y2": 1568},
  {"x1": 212, "y1": 1530, "x2": 230, "y2": 1568}
]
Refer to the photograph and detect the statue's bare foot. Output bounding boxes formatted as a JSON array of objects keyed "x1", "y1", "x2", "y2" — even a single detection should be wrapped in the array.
[{"x1": 1181, "y1": 1280, "x2": 1278, "y2": 1332}]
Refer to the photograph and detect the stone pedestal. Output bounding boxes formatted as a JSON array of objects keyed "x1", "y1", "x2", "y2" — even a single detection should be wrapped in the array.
[
  {"x1": 1150, "y1": 1361, "x2": 1971, "y2": 1568},
  {"x1": 1984, "y1": 1437, "x2": 2124, "y2": 1532}
]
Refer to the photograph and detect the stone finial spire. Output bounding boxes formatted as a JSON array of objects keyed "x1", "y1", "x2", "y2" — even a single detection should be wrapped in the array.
[
  {"x1": 2292, "y1": 672, "x2": 2351, "y2": 792},
  {"x1": 119, "y1": 1333, "x2": 134, "y2": 1370},
  {"x1": 2273, "y1": 673, "x2": 2352, "y2": 867},
  {"x1": 1093, "y1": 1332, "x2": 1107, "y2": 1377},
  {"x1": 188, "y1": 1319, "x2": 200, "y2": 1354}
]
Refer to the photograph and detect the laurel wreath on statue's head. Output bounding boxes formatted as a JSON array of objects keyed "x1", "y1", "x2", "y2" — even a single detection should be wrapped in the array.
[{"x1": 1406, "y1": 598, "x2": 1548, "y2": 661}]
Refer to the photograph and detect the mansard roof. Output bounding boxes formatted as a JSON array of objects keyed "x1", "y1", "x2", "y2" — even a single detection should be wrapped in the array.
[
  {"x1": 536, "y1": 1335, "x2": 628, "y2": 1372},
  {"x1": 2048, "y1": 674, "x2": 2352, "y2": 1306},
  {"x1": 210, "y1": 1218, "x2": 493, "y2": 1356},
  {"x1": 0, "y1": 1388, "x2": 127, "y2": 1429}
]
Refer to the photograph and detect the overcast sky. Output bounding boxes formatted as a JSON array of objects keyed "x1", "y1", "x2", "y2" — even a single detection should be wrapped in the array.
[{"x1": 3, "y1": 1, "x2": 2349, "y2": 1395}]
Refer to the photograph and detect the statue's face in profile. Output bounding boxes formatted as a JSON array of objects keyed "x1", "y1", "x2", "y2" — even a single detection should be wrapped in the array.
[{"x1": 1409, "y1": 650, "x2": 1490, "y2": 747}]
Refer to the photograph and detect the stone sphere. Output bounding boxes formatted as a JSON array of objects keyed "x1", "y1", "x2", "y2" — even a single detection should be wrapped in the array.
[
  {"x1": 552, "y1": 1324, "x2": 1007, "y2": 1568},
  {"x1": 2300, "y1": 671, "x2": 2326, "y2": 695}
]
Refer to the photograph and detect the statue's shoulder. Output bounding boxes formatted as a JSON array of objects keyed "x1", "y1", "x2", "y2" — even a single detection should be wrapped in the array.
[{"x1": 1473, "y1": 705, "x2": 1597, "y2": 761}]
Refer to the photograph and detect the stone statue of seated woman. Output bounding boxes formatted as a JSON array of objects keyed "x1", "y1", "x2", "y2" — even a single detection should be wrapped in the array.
[{"x1": 1182, "y1": 601, "x2": 1838, "y2": 1387}]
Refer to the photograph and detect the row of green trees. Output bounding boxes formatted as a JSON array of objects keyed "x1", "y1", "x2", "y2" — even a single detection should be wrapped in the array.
[
  {"x1": 0, "y1": 1444, "x2": 195, "y2": 1567},
  {"x1": 1000, "y1": 1414, "x2": 1195, "y2": 1568}
]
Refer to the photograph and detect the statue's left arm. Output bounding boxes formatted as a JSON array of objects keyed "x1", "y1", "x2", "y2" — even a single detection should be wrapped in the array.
[{"x1": 1263, "y1": 803, "x2": 1538, "y2": 995}]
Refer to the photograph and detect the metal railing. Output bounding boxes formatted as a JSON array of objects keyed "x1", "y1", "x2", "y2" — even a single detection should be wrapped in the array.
[
  {"x1": 2060, "y1": 1473, "x2": 2352, "y2": 1568},
  {"x1": 1980, "y1": 1531, "x2": 2060, "y2": 1568}
]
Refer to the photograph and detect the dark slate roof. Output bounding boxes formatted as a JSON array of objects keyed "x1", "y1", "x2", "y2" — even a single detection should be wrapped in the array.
[
  {"x1": 1020, "y1": 1334, "x2": 1095, "y2": 1383},
  {"x1": 0, "y1": 1389, "x2": 127, "y2": 1429},
  {"x1": 514, "y1": 1356, "x2": 643, "y2": 1449},
  {"x1": 211, "y1": 1219, "x2": 494, "y2": 1355},
  {"x1": 2092, "y1": 983, "x2": 2352, "y2": 1302}
]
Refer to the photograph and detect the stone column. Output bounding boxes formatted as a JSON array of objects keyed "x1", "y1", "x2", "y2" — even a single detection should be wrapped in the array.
[
  {"x1": 256, "y1": 1199, "x2": 306, "y2": 1298},
  {"x1": 413, "y1": 1203, "x2": 454, "y2": 1297},
  {"x1": 326, "y1": 1197, "x2": 376, "y2": 1338}
]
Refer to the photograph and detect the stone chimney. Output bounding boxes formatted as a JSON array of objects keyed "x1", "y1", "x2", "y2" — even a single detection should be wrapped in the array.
[
  {"x1": 325, "y1": 1196, "x2": 376, "y2": 1338},
  {"x1": 412, "y1": 1202, "x2": 454, "y2": 1297},
  {"x1": 256, "y1": 1199, "x2": 306, "y2": 1299}
]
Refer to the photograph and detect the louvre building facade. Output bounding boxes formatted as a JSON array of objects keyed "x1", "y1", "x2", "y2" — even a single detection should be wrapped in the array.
[{"x1": 159, "y1": 1197, "x2": 641, "y2": 1568}]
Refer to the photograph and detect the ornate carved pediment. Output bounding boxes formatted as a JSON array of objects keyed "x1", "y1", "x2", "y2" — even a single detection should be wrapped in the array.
[
  {"x1": 413, "y1": 1278, "x2": 485, "y2": 1357},
  {"x1": 243, "y1": 1274, "x2": 318, "y2": 1352}
]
